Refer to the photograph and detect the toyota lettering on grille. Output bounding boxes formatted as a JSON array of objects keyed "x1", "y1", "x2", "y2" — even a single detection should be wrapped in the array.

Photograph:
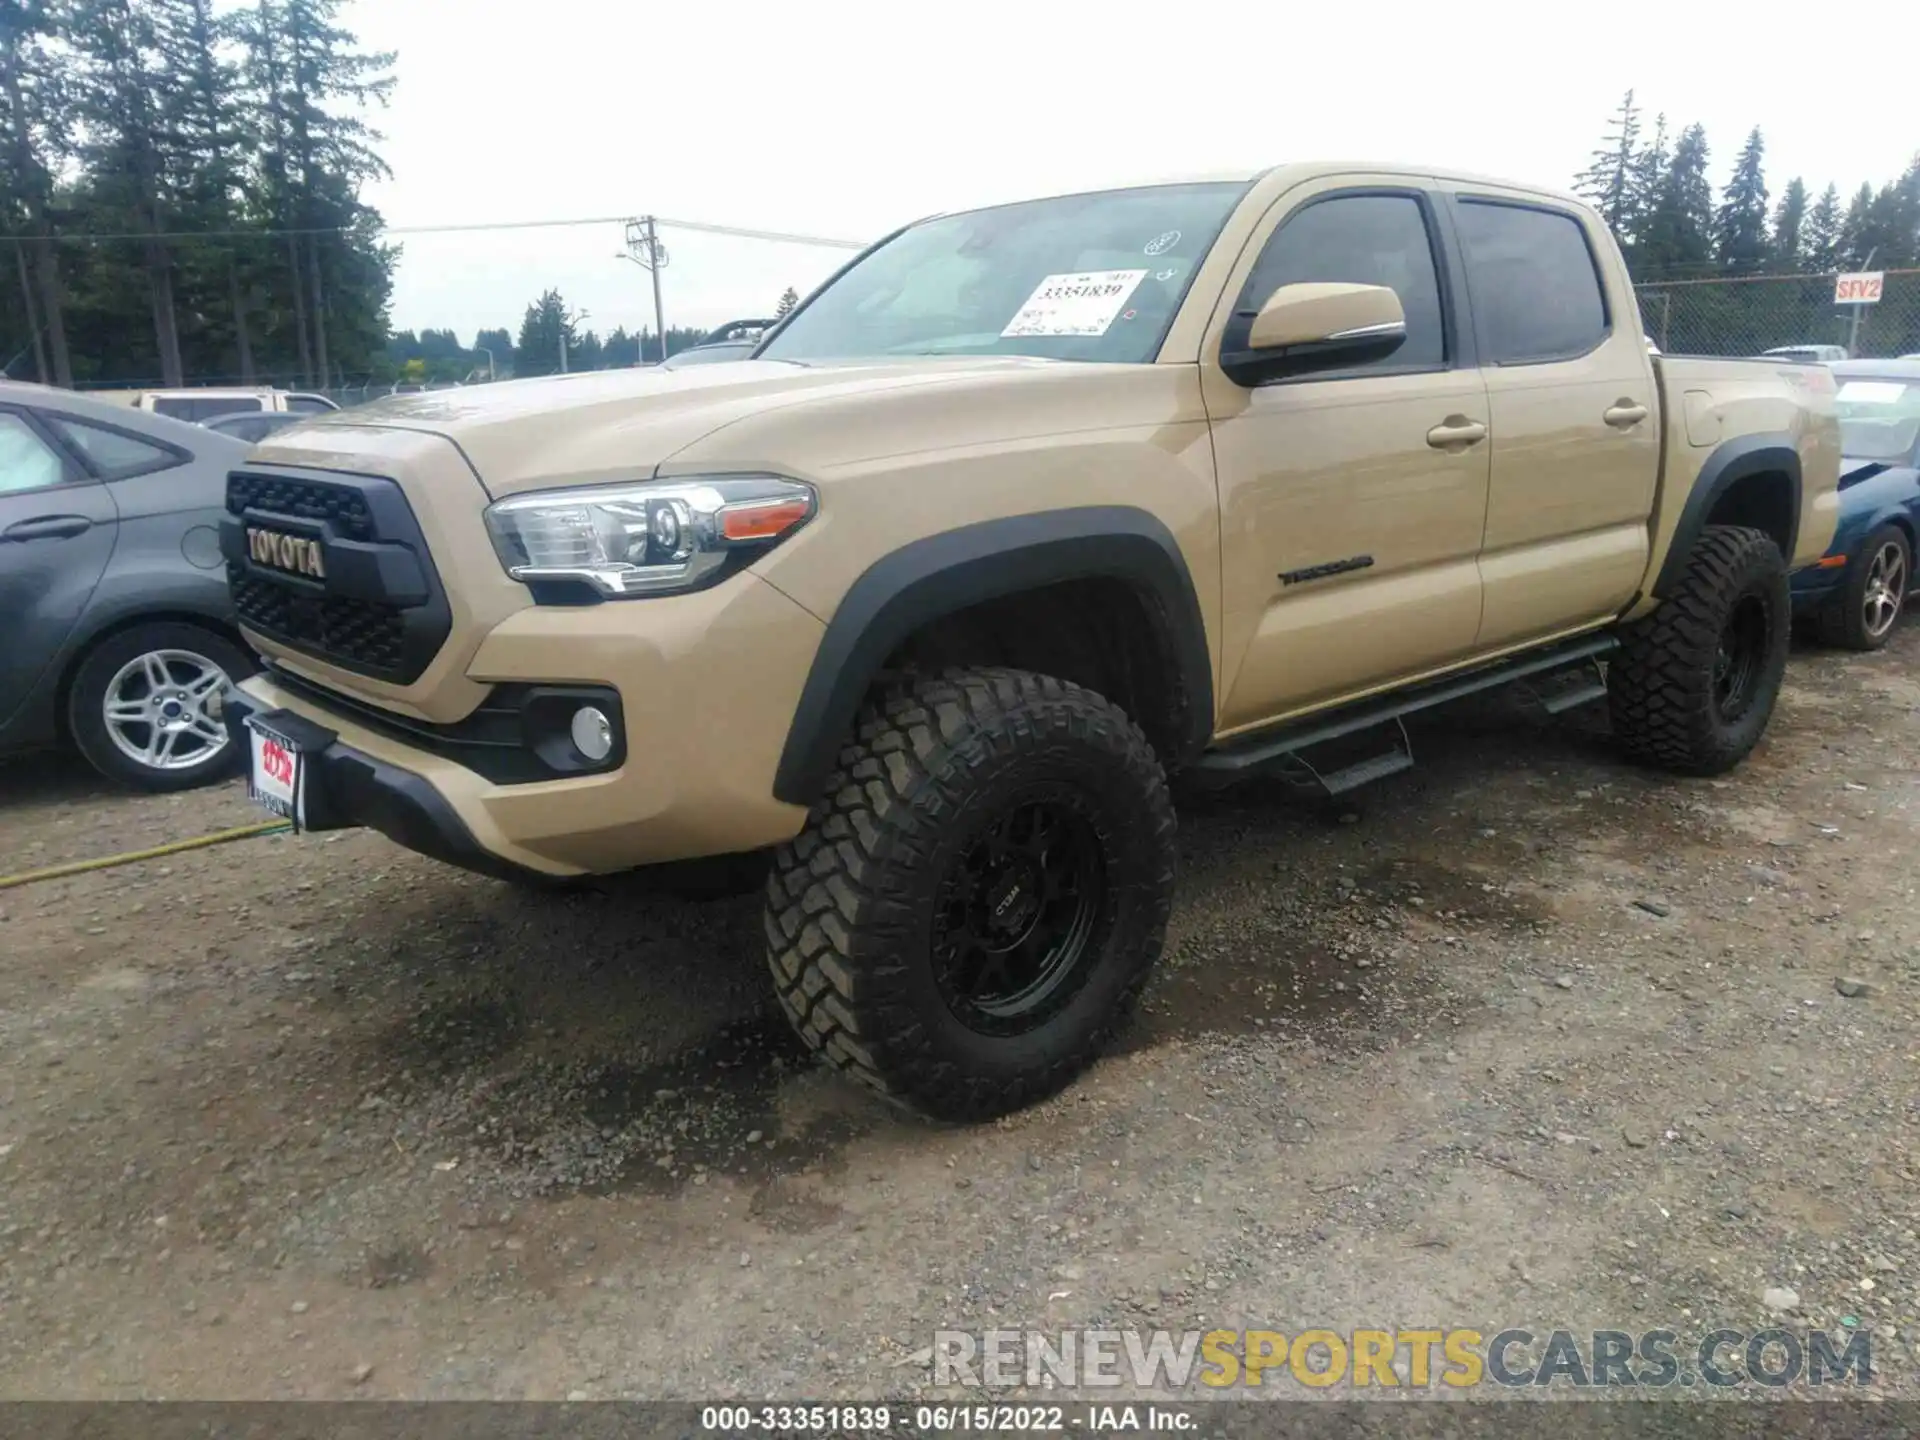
[{"x1": 246, "y1": 527, "x2": 327, "y2": 580}]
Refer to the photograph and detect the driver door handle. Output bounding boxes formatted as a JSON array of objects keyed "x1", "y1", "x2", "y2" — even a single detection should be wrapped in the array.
[
  {"x1": 1604, "y1": 401, "x2": 1649, "y2": 428},
  {"x1": 1426, "y1": 417, "x2": 1488, "y2": 449},
  {"x1": 3, "y1": 514, "x2": 93, "y2": 542}
]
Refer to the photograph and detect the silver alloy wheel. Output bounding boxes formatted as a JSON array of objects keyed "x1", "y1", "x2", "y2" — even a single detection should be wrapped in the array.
[
  {"x1": 102, "y1": 648, "x2": 232, "y2": 772},
  {"x1": 1861, "y1": 539, "x2": 1908, "y2": 640}
]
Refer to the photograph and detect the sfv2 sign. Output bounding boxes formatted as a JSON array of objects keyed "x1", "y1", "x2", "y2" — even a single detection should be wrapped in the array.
[{"x1": 1835, "y1": 272, "x2": 1884, "y2": 305}]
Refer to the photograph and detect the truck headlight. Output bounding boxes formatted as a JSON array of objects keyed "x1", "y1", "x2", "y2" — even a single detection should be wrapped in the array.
[{"x1": 483, "y1": 474, "x2": 816, "y2": 599}]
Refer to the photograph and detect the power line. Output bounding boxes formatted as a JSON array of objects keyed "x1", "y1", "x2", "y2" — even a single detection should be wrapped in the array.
[{"x1": 2, "y1": 212, "x2": 870, "y2": 248}]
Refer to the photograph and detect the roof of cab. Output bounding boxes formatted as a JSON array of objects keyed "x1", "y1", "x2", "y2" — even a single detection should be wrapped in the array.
[{"x1": 930, "y1": 160, "x2": 1584, "y2": 221}]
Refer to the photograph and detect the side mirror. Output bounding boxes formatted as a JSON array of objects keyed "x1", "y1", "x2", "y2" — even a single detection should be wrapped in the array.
[{"x1": 1221, "y1": 282, "x2": 1407, "y2": 385}]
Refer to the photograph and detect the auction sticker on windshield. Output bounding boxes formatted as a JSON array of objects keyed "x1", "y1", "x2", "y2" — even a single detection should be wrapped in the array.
[
  {"x1": 246, "y1": 717, "x2": 303, "y2": 828},
  {"x1": 1002, "y1": 270, "x2": 1147, "y2": 338}
]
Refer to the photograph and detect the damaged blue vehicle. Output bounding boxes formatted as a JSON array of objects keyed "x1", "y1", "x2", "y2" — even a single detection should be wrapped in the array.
[{"x1": 1792, "y1": 360, "x2": 1920, "y2": 650}]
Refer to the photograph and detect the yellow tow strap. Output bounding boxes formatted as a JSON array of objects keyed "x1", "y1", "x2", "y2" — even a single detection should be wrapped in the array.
[{"x1": 0, "y1": 820, "x2": 292, "y2": 892}]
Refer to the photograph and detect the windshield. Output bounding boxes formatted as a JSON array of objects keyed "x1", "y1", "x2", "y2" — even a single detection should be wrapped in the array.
[
  {"x1": 760, "y1": 182, "x2": 1248, "y2": 365},
  {"x1": 1835, "y1": 377, "x2": 1920, "y2": 461}
]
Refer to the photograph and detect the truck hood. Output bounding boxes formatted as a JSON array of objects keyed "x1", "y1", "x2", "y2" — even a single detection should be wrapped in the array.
[{"x1": 260, "y1": 357, "x2": 1080, "y2": 498}]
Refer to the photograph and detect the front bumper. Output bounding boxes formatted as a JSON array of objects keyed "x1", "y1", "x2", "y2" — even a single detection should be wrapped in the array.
[
  {"x1": 228, "y1": 569, "x2": 826, "y2": 877},
  {"x1": 1790, "y1": 558, "x2": 1848, "y2": 614},
  {"x1": 222, "y1": 688, "x2": 550, "y2": 883}
]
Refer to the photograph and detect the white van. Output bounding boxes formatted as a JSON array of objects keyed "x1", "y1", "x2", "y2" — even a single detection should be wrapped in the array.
[{"x1": 133, "y1": 387, "x2": 339, "y2": 423}]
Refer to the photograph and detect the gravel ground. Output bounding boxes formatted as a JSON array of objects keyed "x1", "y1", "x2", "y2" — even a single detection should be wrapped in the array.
[{"x1": 2, "y1": 631, "x2": 1918, "y2": 1403}]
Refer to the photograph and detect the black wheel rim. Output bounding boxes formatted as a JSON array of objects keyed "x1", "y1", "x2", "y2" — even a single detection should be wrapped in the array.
[
  {"x1": 931, "y1": 789, "x2": 1107, "y2": 1037},
  {"x1": 1712, "y1": 593, "x2": 1770, "y2": 723}
]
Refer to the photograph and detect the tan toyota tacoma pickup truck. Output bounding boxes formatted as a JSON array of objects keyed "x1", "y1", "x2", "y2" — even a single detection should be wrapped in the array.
[{"x1": 218, "y1": 161, "x2": 1840, "y2": 1120}]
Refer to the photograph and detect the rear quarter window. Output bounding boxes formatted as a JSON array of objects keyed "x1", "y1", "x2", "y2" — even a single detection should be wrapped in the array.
[
  {"x1": 1455, "y1": 200, "x2": 1610, "y2": 364},
  {"x1": 192, "y1": 396, "x2": 264, "y2": 421},
  {"x1": 48, "y1": 416, "x2": 184, "y2": 479}
]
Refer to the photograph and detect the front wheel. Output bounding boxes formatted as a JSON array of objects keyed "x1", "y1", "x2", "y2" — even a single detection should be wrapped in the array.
[
  {"x1": 764, "y1": 668, "x2": 1176, "y2": 1122},
  {"x1": 1608, "y1": 524, "x2": 1790, "y2": 776},
  {"x1": 1820, "y1": 522, "x2": 1910, "y2": 651},
  {"x1": 67, "y1": 622, "x2": 254, "y2": 791}
]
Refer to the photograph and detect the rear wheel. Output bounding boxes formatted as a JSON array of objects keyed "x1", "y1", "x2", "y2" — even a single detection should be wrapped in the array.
[
  {"x1": 763, "y1": 667, "x2": 1176, "y2": 1121},
  {"x1": 67, "y1": 622, "x2": 253, "y2": 791},
  {"x1": 1608, "y1": 525, "x2": 1790, "y2": 776},
  {"x1": 1819, "y1": 522, "x2": 1910, "y2": 651}
]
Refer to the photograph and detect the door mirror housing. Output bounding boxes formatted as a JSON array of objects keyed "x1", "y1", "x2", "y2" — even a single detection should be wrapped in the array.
[{"x1": 1221, "y1": 282, "x2": 1408, "y2": 385}]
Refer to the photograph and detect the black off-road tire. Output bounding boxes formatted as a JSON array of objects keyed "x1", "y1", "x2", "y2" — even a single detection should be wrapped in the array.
[
  {"x1": 1608, "y1": 525, "x2": 1790, "y2": 776},
  {"x1": 764, "y1": 667, "x2": 1176, "y2": 1122},
  {"x1": 1817, "y1": 521, "x2": 1910, "y2": 652}
]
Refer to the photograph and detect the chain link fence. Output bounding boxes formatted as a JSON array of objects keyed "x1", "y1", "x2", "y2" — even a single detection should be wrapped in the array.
[
  {"x1": 1635, "y1": 269, "x2": 1920, "y2": 359},
  {"x1": 318, "y1": 381, "x2": 467, "y2": 409}
]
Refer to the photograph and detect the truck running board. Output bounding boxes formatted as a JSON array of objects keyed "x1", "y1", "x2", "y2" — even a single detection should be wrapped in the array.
[
  {"x1": 1194, "y1": 633, "x2": 1620, "y2": 791},
  {"x1": 1265, "y1": 716, "x2": 1415, "y2": 797},
  {"x1": 1530, "y1": 656, "x2": 1611, "y2": 716}
]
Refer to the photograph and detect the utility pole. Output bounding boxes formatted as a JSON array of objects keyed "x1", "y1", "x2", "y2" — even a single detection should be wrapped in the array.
[
  {"x1": 559, "y1": 306, "x2": 589, "y2": 374},
  {"x1": 620, "y1": 217, "x2": 669, "y2": 363},
  {"x1": 1846, "y1": 246, "x2": 1878, "y2": 357}
]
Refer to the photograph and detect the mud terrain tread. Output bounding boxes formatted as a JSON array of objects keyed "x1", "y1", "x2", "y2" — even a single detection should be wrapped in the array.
[
  {"x1": 1608, "y1": 524, "x2": 1788, "y2": 776},
  {"x1": 764, "y1": 667, "x2": 1175, "y2": 1121}
]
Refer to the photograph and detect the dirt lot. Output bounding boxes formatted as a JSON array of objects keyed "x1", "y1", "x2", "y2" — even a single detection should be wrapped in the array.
[{"x1": 2, "y1": 632, "x2": 1918, "y2": 1403}]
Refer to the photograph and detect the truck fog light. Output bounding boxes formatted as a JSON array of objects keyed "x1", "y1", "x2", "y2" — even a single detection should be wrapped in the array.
[{"x1": 570, "y1": 706, "x2": 613, "y2": 762}]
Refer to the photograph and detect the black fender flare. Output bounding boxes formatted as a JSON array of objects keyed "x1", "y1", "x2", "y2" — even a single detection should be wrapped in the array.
[
  {"x1": 772, "y1": 505, "x2": 1213, "y2": 807},
  {"x1": 1654, "y1": 432, "x2": 1803, "y2": 597}
]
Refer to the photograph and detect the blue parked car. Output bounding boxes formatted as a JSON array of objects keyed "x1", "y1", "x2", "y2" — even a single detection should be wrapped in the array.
[{"x1": 1792, "y1": 359, "x2": 1920, "y2": 650}]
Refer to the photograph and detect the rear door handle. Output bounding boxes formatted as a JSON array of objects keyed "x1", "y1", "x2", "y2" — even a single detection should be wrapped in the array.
[
  {"x1": 1426, "y1": 417, "x2": 1488, "y2": 449},
  {"x1": 3, "y1": 515, "x2": 93, "y2": 542},
  {"x1": 1604, "y1": 400, "x2": 1649, "y2": 428}
]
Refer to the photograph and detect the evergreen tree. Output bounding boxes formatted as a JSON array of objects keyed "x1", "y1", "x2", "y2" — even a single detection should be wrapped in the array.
[
  {"x1": 66, "y1": 0, "x2": 193, "y2": 383},
  {"x1": 0, "y1": 0, "x2": 73, "y2": 384},
  {"x1": 514, "y1": 289, "x2": 575, "y2": 378},
  {"x1": 1855, "y1": 158, "x2": 1920, "y2": 268},
  {"x1": 1638, "y1": 123, "x2": 1712, "y2": 278},
  {"x1": 775, "y1": 286, "x2": 799, "y2": 318},
  {"x1": 234, "y1": 0, "x2": 394, "y2": 386},
  {"x1": 473, "y1": 325, "x2": 512, "y2": 375},
  {"x1": 1574, "y1": 89, "x2": 1641, "y2": 235},
  {"x1": 1622, "y1": 112, "x2": 1667, "y2": 266},
  {"x1": 1713, "y1": 126, "x2": 1769, "y2": 274},
  {"x1": 153, "y1": 0, "x2": 251, "y2": 379},
  {"x1": 1837, "y1": 182, "x2": 1875, "y2": 268},
  {"x1": 1804, "y1": 183, "x2": 1843, "y2": 271},
  {"x1": 601, "y1": 325, "x2": 636, "y2": 367},
  {"x1": 1769, "y1": 177, "x2": 1807, "y2": 272},
  {"x1": 278, "y1": 0, "x2": 394, "y2": 385}
]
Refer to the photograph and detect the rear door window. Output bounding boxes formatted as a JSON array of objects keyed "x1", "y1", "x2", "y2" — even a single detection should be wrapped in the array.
[{"x1": 1454, "y1": 200, "x2": 1610, "y2": 363}]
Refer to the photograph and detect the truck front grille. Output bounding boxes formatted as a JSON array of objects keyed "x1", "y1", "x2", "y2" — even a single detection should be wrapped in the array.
[
  {"x1": 228, "y1": 569, "x2": 409, "y2": 674},
  {"x1": 222, "y1": 467, "x2": 450, "y2": 684},
  {"x1": 227, "y1": 472, "x2": 375, "y2": 542}
]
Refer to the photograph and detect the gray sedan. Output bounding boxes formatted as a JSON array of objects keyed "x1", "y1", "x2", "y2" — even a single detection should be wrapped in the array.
[{"x1": 0, "y1": 382, "x2": 254, "y2": 790}]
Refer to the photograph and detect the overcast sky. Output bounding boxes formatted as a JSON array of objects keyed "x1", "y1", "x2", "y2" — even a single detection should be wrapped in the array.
[{"x1": 348, "y1": 0, "x2": 1920, "y2": 343}]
